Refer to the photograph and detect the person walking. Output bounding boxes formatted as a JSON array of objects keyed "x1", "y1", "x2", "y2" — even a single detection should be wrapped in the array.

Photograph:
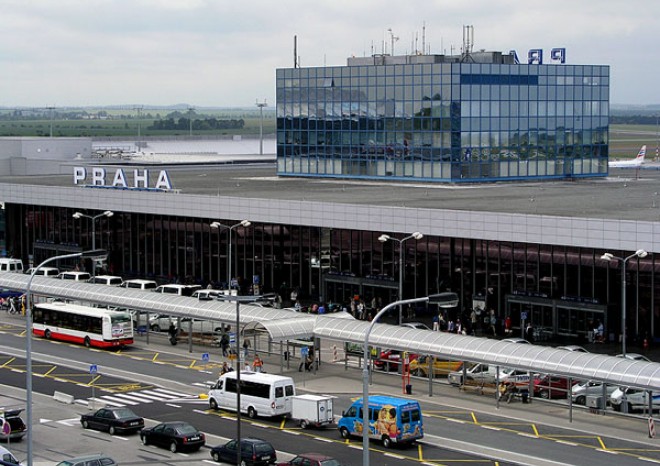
[
  {"x1": 243, "y1": 338, "x2": 251, "y2": 359},
  {"x1": 253, "y1": 354, "x2": 264, "y2": 373}
]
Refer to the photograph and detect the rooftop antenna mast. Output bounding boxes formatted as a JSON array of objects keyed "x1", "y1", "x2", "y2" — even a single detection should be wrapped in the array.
[
  {"x1": 422, "y1": 22, "x2": 426, "y2": 55},
  {"x1": 461, "y1": 24, "x2": 475, "y2": 62},
  {"x1": 387, "y1": 28, "x2": 399, "y2": 56},
  {"x1": 294, "y1": 35, "x2": 298, "y2": 68}
]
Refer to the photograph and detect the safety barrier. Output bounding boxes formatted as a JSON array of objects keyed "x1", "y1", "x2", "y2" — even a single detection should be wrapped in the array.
[{"x1": 53, "y1": 391, "x2": 74, "y2": 404}]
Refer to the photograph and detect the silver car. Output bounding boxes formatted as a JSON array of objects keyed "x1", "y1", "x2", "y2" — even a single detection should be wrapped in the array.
[{"x1": 571, "y1": 381, "x2": 616, "y2": 405}]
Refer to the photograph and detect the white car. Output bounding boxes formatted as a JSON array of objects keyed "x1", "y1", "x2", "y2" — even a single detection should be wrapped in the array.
[
  {"x1": 610, "y1": 387, "x2": 660, "y2": 412},
  {"x1": 149, "y1": 314, "x2": 220, "y2": 334},
  {"x1": 448, "y1": 363, "x2": 530, "y2": 386},
  {"x1": 616, "y1": 353, "x2": 651, "y2": 362},
  {"x1": 571, "y1": 381, "x2": 616, "y2": 405}
]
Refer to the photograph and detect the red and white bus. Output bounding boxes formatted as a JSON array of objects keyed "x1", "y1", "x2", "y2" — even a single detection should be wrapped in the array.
[{"x1": 32, "y1": 301, "x2": 134, "y2": 348}]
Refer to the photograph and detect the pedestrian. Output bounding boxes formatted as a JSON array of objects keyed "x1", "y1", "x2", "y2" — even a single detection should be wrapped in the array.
[
  {"x1": 243, "y1": 360, "x2": 252, "y2": 371},
  {"x1": 168, "y1": 322, "x2": 178, "y2": 345},
  {"x1": 504, "y1": 315, "x2": 512, "y2": 335},
  {"x1": 220, "y1": 332, "x2": 230, "y2": 357},
  {"x1": 432, "y1": 313, "x2": 440, "y2": 331},
  {"x1": 220, "y1": 361, "x2": 230, "y2": 375},
  {"x1": 525, "y1": 322, "x2": 534, "y2": 343},
  {"x1": 243, "y1": 338, "x2": 251, "y2": 359},
  {"x1": 253, "y1": 354, "x2": 264, "y2": 373},
  {"x1": 357, "y1": 301, "x2": 365, "y2": 320}
]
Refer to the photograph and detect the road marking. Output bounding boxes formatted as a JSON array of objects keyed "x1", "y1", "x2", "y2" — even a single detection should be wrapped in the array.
[
  {"x1": 555, "y1": 440, "x2": 578, "y2": 447},
  {"x1": 447, "y1": 418, "x2": 465, "y2": 424},
  {"x1": 166, "y1": 403, "x2": 181, "y2": 408},
  {"x1": 314, "y1": 437, "x2": 332, "y2": 443},
  {"x1": 481, "y1": 425, "x2": 501, "y2": 431},
  {"x1": 518, "y1": 433, "x2": 538, "y2": 438},
  {"x1": 384, "y1": 452, "x2": 405, "y2": 459},
  {"x1": 639, "y1": 457, "x2": 660, "y2": 463}
]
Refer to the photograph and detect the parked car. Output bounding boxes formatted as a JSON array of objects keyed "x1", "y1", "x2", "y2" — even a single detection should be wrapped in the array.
[
  {"x1": 0, "y1": 446, "x2": 21, "y2": 465},
  {"x1": 373, "y1": 349, "x2": 417, "y2": 371},
  {"x1": 210, "y1": 437, "x2": 277, "y2": 465},
  {"x1": 89, "y1": 275, "x2": 123, "y2": 286},
  {"x1": 121, "y1": 279, "x2": 158, "y2": 290},
  {"x1": 571, "y1": 381, "x2": 617, "y2": 405},
  {"x1": 80, "y1": 407, "x2": 144, "y2": 435},
  {"x1": 533, "y1": 375, "x2": 576, "y2": 399},
  {"x1": 55, "y1": 454, "x2": 117, "y2": 466},
  {"x1": 0, "y1": 409, "x2": 26, "y2": 441},
  {"x1": 409, "y1": 355, "x2": 462, "y2": 377},
  {"x1": 57, "y1": 271, "x2": 91, "y2": 281},
  {"x1": 610, "y1": 387, "x2": 660, "y2": 412},
  {"x1": 154, "y1": 284, "x2": 202, "y2": 296},
  {"x1": 25, "y1": 266, "x2": 59, "y2": 277},
  {"x1": 0, "y1": 259, "x2": 23, "y2": 274},
  {"x1": 140, "y1": 421, "x2": 205, "y2": 453},
  {"x1": 448, "y1": 363, "x2": 531, "y2": 387},
  {"x1": 149, "y1": 314, "x2": 219, "y2": 334},
  {"x1": 277, "y1": 452, "x2": 342, "y2": 466},
  {"x1": 502, "y1": 337, "x2": 531, "y2": 344}
]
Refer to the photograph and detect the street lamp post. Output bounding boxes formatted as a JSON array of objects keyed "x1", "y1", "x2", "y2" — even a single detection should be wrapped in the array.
[
  {"x1": 72, "y1": 210, "x2": 114, "y2": 279},
  {"x1": 256, "y1": 100, "x2": 268, "y2": 156},
  {"x1": 25, "y1": 249, "x2": 108, "y2": 466},
  {"x1": 210, "y1": 220, "x2": 251, "y2": 294},
  {"x1": 378, "y1": 232, "x2": 423, "y2": 325},
  {"x1": 362, "y1": 292, "x2": 458, "y2": 466},
  {"x1": 601, "y1": 249, "x2": 649, "y2": 358}
]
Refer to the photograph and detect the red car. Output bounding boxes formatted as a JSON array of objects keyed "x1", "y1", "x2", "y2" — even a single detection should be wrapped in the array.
[
  {"x1": 277, "y1": 453, "x2": 342, "y2": 466},
  {"x1": 533, "y1": 375, "x2": 576, "y2": 399},
  {"x1": 373, "y1": 350, "x2": 418, "y2": 372}
]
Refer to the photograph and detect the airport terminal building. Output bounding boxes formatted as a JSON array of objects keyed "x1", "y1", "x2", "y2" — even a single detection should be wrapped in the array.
[
  {"x1": 276, "y1": 50, "x2": 609, "y2": 182},
  {"x1": 0, "y1": 50, "x2": 657, "y2": 344}
]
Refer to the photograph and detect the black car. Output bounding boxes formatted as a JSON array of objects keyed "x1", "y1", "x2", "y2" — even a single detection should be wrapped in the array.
[
  {"x1": 0, "y1": 409, "x2": 26, "y2": 442},
  {"x1": 210, "y1": 437, "x2": 277, "y2": 465},
  {"x1": 140, "y1": 421, "x2": 205, "y2": 453},
  {"x1": 80, "y1": 407, "x2": 144, "y2": 435}
]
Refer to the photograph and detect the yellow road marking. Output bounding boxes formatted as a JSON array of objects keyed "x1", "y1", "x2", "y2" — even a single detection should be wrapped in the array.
[{"x1": 1, "y1": 357, "x2": 15, "y2": 367}]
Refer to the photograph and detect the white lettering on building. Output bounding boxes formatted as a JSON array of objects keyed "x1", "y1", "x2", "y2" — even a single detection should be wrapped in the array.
[{"x1": 73, "y1": 166, "x2": 173, "y2": 190}]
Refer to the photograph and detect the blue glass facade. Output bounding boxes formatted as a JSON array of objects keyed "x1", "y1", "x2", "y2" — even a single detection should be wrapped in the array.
[{"x1": 276, "y1": 54, "x2": 609, "y2": 182}]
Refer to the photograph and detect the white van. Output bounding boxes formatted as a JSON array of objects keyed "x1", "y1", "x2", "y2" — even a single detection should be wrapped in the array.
[
  {"x1": 0, "y1": 445, "x2": 21, "y2": 465},
  {"x1": 25, "y1": 267, "x2": 59, "y2": 277},
  {"x1": 208, "y1": 371, "x2": 296, "y2": 418},
  {"x1": 0, "y1": 259, "x2": 23, "y2": 274},
  {"x1": 153, "y1": 284, "x2": 202, "y2": 296},
  {"x1": 89, "y1": 275, "x2": 123, "y2": 286},
  {"x1": 57, "y1": 271, "x2": 91, "y2": 281},
  {"x1": 121, "y1": 279, "x2": 158, "y2": 291}
]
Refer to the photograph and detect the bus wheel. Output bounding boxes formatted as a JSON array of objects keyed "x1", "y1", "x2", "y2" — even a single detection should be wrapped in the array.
[
  {"x1": 247, "y1": 407, "x2": 257, "y2": 419},
  {"x1": 84, "y1": 336, "x2": 91, "y2": 347},
  {"x1": 44, "y1": 329, "x2": 51, "y2": 339},
  {"x1": 340, "y1": 427, "x2": 350, "y2": 439},
  {"x1": 382, "y1": 435, "x2": 392, "y2": 448},
  {"x1": 300, "y1": 419, "x2": 308, "y2": 429},
  {"x1": 209, "y1": 399, "x2": 218, "y2": 410}
]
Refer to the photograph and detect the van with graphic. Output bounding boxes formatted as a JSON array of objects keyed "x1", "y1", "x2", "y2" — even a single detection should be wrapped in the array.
[{"x1": 337, "y1": 395, "x2": 423, "y2": 448}]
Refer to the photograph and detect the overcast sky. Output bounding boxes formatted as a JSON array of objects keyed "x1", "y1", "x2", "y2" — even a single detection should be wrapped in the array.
[{"x1": 2, "y1": 0, "x2": 658, "y2": 109}]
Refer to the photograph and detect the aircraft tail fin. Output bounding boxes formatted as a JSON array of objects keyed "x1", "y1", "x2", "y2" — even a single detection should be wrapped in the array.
[{"x1": 636, "y1": 145, "x2": 647, "y2": 162}]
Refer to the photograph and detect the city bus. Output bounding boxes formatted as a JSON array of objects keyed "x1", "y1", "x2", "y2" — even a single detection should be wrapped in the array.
[{"x1": 32, "y1": 301, "x2": 134, "y2": 348}]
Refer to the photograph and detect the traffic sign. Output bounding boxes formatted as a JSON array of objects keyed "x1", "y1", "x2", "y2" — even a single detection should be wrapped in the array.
[
  {"x1": 1, "y1": 419, "x2": 10, "y2": 436},
  {"x1": 301, "y1": 346, "x2": 309, "y2": 358},
  {"x1": 202, "y1": 353, "x2": 210, "y2": 362},
  {"x1": 89, "y1": 364, "x2": 98, "y2": 374},
  {"x1": 521, "y1": 311, "x2": 528, "y2": 321}
]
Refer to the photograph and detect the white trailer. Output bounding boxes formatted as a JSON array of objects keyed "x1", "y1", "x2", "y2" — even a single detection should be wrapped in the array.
[{"x1": 291, "y1": 394, "x2": 335, "y2": 428}]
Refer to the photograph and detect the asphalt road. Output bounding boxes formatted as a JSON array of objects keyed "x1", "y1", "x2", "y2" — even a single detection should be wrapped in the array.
[{"x1": 1, "y1": 316, "x2": 660, "y2": 466}]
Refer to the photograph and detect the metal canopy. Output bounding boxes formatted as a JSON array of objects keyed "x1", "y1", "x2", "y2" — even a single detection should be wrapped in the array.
[
  {"x1": 3, "y1": 272, "x2": 660, "y2": 391},
  {"x1": 313, "y1": 318, "x2": 660, "y2": 391}
]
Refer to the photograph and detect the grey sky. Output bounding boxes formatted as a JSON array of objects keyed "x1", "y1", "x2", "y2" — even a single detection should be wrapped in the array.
[{"x1": 2, "y1": 0, "x2": 657, "y2": 108}]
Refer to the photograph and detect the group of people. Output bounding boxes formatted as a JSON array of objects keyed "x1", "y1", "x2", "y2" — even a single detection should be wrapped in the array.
[
  {"x1": 219, "y1": 353, "x2": 264, "y2": 376},
  {"x1": 1, "y1": 295, "x2": 23, "y2": 314}
]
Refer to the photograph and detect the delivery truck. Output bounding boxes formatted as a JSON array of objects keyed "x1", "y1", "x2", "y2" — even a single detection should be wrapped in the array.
[{"x1": 291, "y1": 394, "x2": 335, "y2": 429}]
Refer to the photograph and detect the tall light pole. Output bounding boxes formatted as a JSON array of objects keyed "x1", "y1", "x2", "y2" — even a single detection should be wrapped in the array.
[
  {"x1": 378, "y1": 232, "x2": 423, "y2": 324},
  {"x1": 25, "y1": 249, "x2": 107, "y2": 466},
  {"x1": 601, "y1": 249, "x2": 649, "y2": 357},
  {"x1": 72, "y1": 210, "x2": 114, "y2": 279},
  {"x1": 256, "y1": 100, "x2": 268, "y2": 156},
  {"x1": 210, "y1": 220, "x2": 251, "y2": 293},
  {"x1": 362, "y1": 292, "x2": 458, "y2": 466}
]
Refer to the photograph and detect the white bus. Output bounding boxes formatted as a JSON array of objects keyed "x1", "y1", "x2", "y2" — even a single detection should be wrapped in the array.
[
  {"x1": 32, "y1": 301, "x2": 134, "y2": 349},
  {"x1": 208, "y1": 371, "x2": 296, "y2": 418}
]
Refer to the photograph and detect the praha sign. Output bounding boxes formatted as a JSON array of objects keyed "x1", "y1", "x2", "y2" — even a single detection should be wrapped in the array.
[{"x1": 73, "y1": 167, "x2": 173, "y2": 190}]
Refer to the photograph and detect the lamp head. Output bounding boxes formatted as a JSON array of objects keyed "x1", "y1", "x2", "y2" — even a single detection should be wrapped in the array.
[
  {"x1": 428, "y1": 292, "x2": 459, "y2": 308},
  {"x1": 600, "y1": 253, "x2": 614, "y2": 262},
  {"x1": 412, "y1": 232, "x2": 423, "y2": 240},
  {"x1": 103, "y1": 210, "x2": 114, "y2": 218},
  {"x1": 378, "y1": 234, "x2": 390, "y2": 243},
  {"x1": 635, "y1": 249, "x2": 648, "y2": 258},
  {"x1": 240, "y1": 220, "x2": 251, "y2": 227},
  {"x1": 210, "y1": 221, "x2": 222, "y2": 229},
  {"x1": 72, "y1": 212, "x2": 84, "y2": 219}
]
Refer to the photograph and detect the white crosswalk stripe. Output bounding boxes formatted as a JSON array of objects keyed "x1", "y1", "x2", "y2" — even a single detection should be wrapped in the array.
[{"x1": 77, "y1": 387, "x2": 198, "y2": 408}]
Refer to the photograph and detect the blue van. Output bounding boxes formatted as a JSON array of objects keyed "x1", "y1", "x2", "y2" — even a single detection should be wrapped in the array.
[{"x1": 337, "y1": 395, "x2": 423, "y2": 448}]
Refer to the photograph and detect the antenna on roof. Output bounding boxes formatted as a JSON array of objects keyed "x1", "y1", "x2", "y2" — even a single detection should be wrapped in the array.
[
  {"x1": 294, "y1": 35, "x2": 298, "y2": 68},
  {"x1": 461, "y1": 25, "x2": 475, "y2": 62}
]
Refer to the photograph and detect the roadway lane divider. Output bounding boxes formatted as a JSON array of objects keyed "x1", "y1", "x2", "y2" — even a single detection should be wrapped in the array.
[{"x1": 53, "y1": 391, "x2": 74, "y2": 404}]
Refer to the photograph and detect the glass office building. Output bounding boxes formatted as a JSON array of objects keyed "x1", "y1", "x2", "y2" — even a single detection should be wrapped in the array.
[{"x1": 276, "y1": 52, "x2": 609, "y2": 182}]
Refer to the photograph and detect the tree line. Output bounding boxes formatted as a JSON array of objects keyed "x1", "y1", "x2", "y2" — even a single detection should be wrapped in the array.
[{"x1": 148, "y1": 117, "x2": 244, "y2": 131}]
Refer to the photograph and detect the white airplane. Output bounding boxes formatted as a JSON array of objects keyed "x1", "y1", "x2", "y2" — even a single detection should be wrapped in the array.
[{"x1": 609, "y1": 145, "x2": 646, "y2": 168}]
